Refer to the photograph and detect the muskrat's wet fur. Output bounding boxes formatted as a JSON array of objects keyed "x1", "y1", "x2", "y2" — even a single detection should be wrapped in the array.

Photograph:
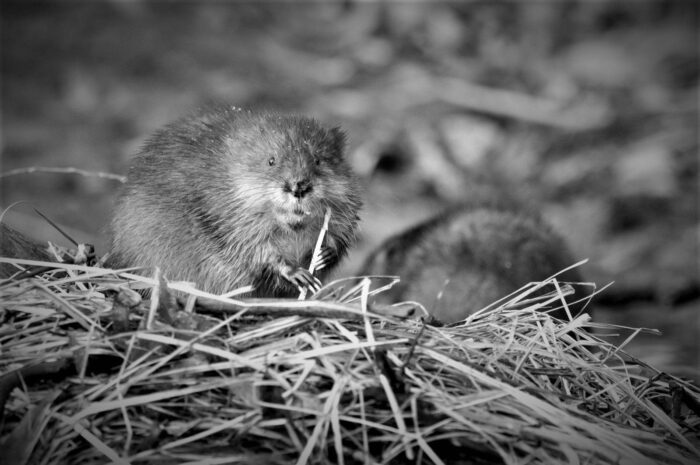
[
  {"x1": 110, "y1": 106, "x2": 361, "y2": 296},
  {"x1": 361, "y1": 202, "x2": 587, "y2": 324}
]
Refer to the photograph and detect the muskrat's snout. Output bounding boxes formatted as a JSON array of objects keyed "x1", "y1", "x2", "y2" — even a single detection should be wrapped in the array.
[{"x1": 284, "y1": 179, "x2": 313, "y2": 199}]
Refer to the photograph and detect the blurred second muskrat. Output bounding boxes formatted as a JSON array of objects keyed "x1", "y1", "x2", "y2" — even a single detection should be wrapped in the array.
[
  {"x1": 109, "y1": 106, "x2": 362, "y2": 296},
  {"x1": 360, "y1": 199, "x2": 588, "y2": 324}
]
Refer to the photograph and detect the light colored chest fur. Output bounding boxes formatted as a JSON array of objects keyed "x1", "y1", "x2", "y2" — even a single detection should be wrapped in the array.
[{"x1": 275, "y1": 229, "x2": 318, "y2": 268}]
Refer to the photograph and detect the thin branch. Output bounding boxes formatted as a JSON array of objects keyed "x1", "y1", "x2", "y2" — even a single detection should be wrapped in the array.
[
  {"x1": 0, "y1": 166, "x2": 126, "y2": 183},
  {"x1": 195, "y1": 297, "x2": 417, "y2": 320},
  {"x1": 435, "y1": 77, "x2": 612, "y2": 130}
]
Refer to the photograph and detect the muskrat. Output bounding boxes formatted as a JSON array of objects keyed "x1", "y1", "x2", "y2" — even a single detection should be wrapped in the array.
[
  {"x1": 360, "y1": 202, "x2": 588, "y2": 323},
  {"x1": 109, "y1": 106, "x2": 362, "y2": 297}
]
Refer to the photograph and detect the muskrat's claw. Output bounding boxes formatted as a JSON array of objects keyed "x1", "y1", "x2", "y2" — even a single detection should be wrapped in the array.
[
  {"x1": 283, "y1": 267, "x2": 322, "y2": 294},
  {"x1": 312, "y1": 247, "x2": 335, "y2": 271}
]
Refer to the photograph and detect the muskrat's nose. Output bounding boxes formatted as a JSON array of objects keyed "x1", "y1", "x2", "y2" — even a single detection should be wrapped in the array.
[{"x1": 288, "y1": 179, "x2": 312, "y2": 198}]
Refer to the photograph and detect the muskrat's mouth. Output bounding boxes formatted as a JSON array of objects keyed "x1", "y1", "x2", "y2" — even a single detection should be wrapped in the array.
[{"x1": 274, "y1": 205, "x2": 313, "y2": 228}]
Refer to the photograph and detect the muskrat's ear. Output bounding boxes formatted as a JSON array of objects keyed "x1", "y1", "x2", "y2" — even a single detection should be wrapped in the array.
[{"x1": 330, "y1": 126, "x2": 347, "y2": 155}]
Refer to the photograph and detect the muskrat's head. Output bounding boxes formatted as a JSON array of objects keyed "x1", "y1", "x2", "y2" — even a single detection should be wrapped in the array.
[{"x1": 223, "y1": 112, "x2": 361, "y2": 230}]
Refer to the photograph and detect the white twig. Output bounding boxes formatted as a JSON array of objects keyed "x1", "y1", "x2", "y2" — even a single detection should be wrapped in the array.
[{"x1": 299, "y1": 208, "x2": 331, "y2": 300}]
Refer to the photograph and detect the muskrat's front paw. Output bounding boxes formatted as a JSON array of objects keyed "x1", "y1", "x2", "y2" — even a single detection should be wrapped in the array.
[{"x1": 282, "y1": 266, "x2": 322, "y2": 293}]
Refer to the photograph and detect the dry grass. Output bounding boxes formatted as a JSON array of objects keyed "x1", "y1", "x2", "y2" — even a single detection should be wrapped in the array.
[{"x1": 0, "y1": 257, "x2": 698, "y2": 465}]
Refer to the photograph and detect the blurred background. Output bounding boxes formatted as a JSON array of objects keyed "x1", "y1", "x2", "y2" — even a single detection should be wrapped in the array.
[{"x1": 1, "y1": 1, "x2": 697, "y2": 376}]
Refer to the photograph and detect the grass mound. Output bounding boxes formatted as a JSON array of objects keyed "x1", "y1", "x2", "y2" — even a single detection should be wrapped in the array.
[{"x1": 0, "y1": 257, "x2": 698, "y2": 464}]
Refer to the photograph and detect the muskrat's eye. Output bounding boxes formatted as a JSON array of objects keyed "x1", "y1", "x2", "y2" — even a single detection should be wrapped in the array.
[
  {"x1": 268, "y1": 157, "x2": 276, "y2": 166},
  {"x1": 315, "y1": 157, "x2": 321, "y2": 166}
]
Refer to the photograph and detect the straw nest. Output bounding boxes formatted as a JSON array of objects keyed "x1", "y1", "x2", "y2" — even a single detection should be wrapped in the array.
[{"x1": 1, "y1": 257, "x2": 699, "y2": 465}]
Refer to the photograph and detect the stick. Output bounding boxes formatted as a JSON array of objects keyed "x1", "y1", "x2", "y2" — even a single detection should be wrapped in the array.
[
  {"x1": 195, "y1": 296, "x2": 416, "y2": 320},
  {"x1": 434, "y1": 77, "x2": 611, "y2": 130},
  {"x1": 299, "y1": 208, "x2": 331, "y2": 300},
  {"x1": 0, "y1": 166, "x2": 126, "y2": 182}
]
